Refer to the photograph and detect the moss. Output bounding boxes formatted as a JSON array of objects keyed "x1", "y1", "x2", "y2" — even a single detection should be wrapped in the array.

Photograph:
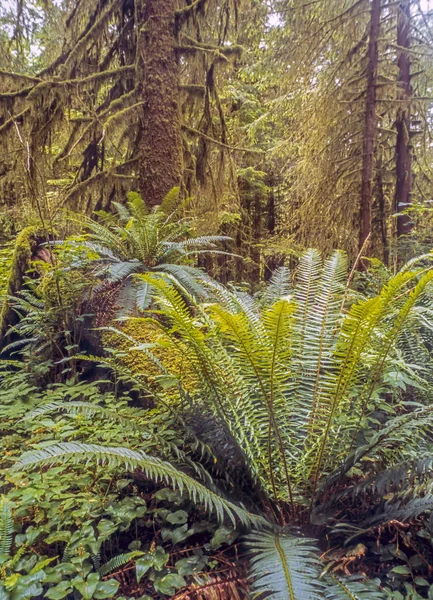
[
  {"x1": 0, "y1": 226, "x2": 45, "y2": 340},
  {"x1": 37, "y1": 270, "x2": 87, "y2": 309},
  {"x1": 102, "y1": 319, "x2": 198, "y2": 395}
]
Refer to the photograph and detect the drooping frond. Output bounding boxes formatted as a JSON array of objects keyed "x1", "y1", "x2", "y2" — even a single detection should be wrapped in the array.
[
  {"x1": 324, "y1": 574, "x2": 386, "y2": 600},
  {"x1": 14, "y1": 443, "x2": 263, "y2": 527},
  {"x1": 245, "y1": 531, "x2": 323, "y2": 600},
  {"x1": 259, "y1": 266, "x2": 292, "y2": 306},
  {"x1": 324, "y1": 403, "x2": 433, "y2": 490},
  {"x1": 366, "y1": 494, "x2": 433, "y2": 526}
]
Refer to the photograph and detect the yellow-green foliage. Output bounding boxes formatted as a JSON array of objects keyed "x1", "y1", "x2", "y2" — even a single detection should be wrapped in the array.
[
  {"x1": 102, "y1": 319, "x2": 198, "y2": 393},
  {"x1": 37, "y1": 270, "x2": 90, "y2": 310},
  {"x1": 0, "y1": 226, "x2": 43, "y2": 338},
  {"x1": 0, "y1": 242, "x2": 14, "y2": 306}
]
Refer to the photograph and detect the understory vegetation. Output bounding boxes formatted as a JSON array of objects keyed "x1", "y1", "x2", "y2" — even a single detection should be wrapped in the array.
[
  {"x1": 0, "y1": 197, "x2": 433, "y2": 599},
  {"x1": 1, "y1": 0, "x2": 433, "y2": 598}
]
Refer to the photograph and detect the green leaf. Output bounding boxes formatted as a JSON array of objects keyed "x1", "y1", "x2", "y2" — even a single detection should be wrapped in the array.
[
  {"x1": 175, "y1": 555, "x2": 207, "y2": 577},
  {"x1": 72, "y1": 573, "x2": 100, "y2": 599},
  {"x1": 94, "y1": 579, "x2": 120, "y2": 599},
  {"x1": 391, "y1": 566, "x2": 411, "y2": 575},
  {"x1": 136, "y1": 556, "x2": 153, "y2": 583},
  {"x1": 136, "y1": 548, "x2": 169, "y2": 583},
  {"x1": 161, "y1": 524, "x2": 190, "y2": 544},
  {"x1": 153, "y1": 573, "x2": 186, "y2": 596},
  {"x1": 165, "y1": 510, "x2": 188, "y2": 525},
  {"x1": 44, "y1": 582, "x2": 72, "y2": 600},
  {"x1": 211, "y1": 526, "x2": 238, "y2": 549}
]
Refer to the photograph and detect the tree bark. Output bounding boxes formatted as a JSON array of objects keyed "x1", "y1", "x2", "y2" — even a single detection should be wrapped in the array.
[
  {"x1": 136, "y1": 0, "x2": 183, "y2": 207},
  {"x1": 358, "y1": 0, "x2": 381, "y2": 262},
  {"x1": 395, "y1": 0, "x2": 412, "y2": 238}
]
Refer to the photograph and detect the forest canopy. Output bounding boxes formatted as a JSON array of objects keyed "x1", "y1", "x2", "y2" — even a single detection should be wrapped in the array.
[{"x1": 1, "y1": 1, "x2": 433, "y2": 599}]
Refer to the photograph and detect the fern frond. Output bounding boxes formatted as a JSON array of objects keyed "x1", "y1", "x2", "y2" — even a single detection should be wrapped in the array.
[
  {"x1": 98, "y1": 551, "x2": 143, "y2": 576},
  {"x1": 260, "y1": 266, "x2": 292, "y2": 306},
  {"x1": 324, "y1": 574, "x2": 385, "y2": 599},
  {"x1": 246, "y1": 531, "x2": 323, "y2": 600},
  {"x1": 15, "y1": 443, "x2": 263, "y2": 527},
  {"x1": 0, "y1": 497, "x2": 13, "y2": 555},
  {"x1": 159, "y1": 186, "x2": 180, "y2": 216},
  {"x1": 366, "y1": 494, "x2": 433, "y2": 526},
  {"x1": 107, "y1": 260, "x2": 142, "y2": 282}
]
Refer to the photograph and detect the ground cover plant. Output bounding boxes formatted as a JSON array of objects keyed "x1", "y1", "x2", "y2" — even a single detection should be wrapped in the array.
[
  {"x1": 1, "y1": 235, "x2": 433, "y2": 598},
  {"x1": 1, "y1": 0, "x2": 433, "y2": 596}
]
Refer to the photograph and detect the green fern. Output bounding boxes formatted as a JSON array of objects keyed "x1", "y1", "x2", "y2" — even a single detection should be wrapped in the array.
[
  {"x1": 245, "y1": 531, "x2": 323, "y2": 600},
  {"x1": 134, "y1": 251, "x2": 433, "y2": 512},
  {"x1": 14, "y1": 442, "x2": 263, "y2": 527},
  {"x1": 98, "y1": 551, "x2": 144, "y2": 576},
  {"x1": 0, "y1": 497, "x2": 13, "y2": 555},
  {"x1": 72, "y1": 190, "x2": 233, "y2": 315},
  {"x1": 324, "y1": 574, "x2": 385, "y2": 599},
  {"x1": 245, "y1": 532, "x2": 386, "y2": 600}
]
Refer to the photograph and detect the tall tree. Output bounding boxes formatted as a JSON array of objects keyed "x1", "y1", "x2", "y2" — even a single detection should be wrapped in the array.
[
  {"x1": 0, "y1": 0, "x2": 245, "y2": 216},
  {"x1": 250, "y1": 0, "x2": 433, "y2": 264},
  {"x1": 395, "y1": 0, "x2": 412, "y2": 240},
  {"x1": 359, "y1": 0, "x2": 381, "y2": 259},
  {"x1": 136, "y1": 0, "x2": 183, "y2": 206}
]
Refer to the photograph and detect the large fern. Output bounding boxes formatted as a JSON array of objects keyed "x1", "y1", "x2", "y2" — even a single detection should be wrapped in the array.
[
  {"x1": 14, "y1": 442, "x2": 263, "y2": 527},
  {"x1": 132, "y1": 252, "x2": 433, "y2": 511},
  {"x1": 74, "y1": 189, "x2": 232, "y2": 314}
]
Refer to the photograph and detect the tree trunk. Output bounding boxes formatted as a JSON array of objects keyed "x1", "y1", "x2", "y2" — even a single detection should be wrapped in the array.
[
  {"x1": 251, "y1": 192, "x2": 262, "y2": 284},
  {"x1": 358, "y1": 0, "x2": 381, "y2": 262},
  {"x1": 376, "y1": 145, "x2": 389, "y2": 265},
  {"x1": 395, "y1": 1, "x2": 412, "y2": 239},
  {"x1": 136, "y1": 0, "x2": 183, "y2": 207}
]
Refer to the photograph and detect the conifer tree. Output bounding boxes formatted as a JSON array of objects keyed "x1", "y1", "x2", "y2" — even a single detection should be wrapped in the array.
[{"x1": 0, "y1": 0, "x2": 245, "y2": 214}]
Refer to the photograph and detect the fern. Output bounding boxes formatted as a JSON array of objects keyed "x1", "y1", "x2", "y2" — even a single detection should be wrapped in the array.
[
  {"x1": 366, "y1": 494, "x2": 433, "y2": 526},
  {"x1": 73, "y1": 191, "x2": 233, "y2": 315},
  {"x1": 0, "y1": 497, "x2": 13, "y2": 555},
  {"x1": 14, "y1": 442, "x2": 264, "y2": 527},
  {"x1": 245, "y1": 531, "x2": 323, "y2": 600},
  {"x1": 138, "y1": 252, "x2": 433, "y2": 511},
  {"x1": 324, "y1": 574, "x2": 385, "y2": 599},
  {"x1": 259, "y1": 266, "x2": 292, "y2": 306},
  {"x1": 98, "y1": 550, "x2": 144, "y2": 576}
]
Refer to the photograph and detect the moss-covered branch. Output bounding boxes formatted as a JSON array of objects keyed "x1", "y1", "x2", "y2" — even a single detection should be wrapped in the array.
[
  {"x1": 62, "y1": 159, "x2": 138, "y2": 205},
  {"x1": 0, "y1": 85, "x2": 35, "y2": 100},
  {"x1": 177, "y1": 37, "x2": 243, "y2": 59},
  {"x1": 0, "y1": 70, "x2": 41, "y2": 84},
  {"x1": 26, "y1": 66, "x2": 134, "y2": 101},
  {"x1": 61, "y1": 0, "x2": 121, "y2": 76},
  {"x1": 0, "y1": 108, "x2": 30, "y2": 135},
  {"x1": 182, "y1": 125, "x2": 264, "y2": 154}
]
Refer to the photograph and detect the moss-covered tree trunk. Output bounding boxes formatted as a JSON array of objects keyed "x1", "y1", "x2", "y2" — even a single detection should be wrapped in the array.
[
  {"x1": 358, "y1": 0, "x2": 381, "y2": 262},
  {"x1": 395, "y1": 1, "x2": 412, "y2": 240},
  {"x1": 136, "y1": 0, "x2": 183, "y2": 206}
]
